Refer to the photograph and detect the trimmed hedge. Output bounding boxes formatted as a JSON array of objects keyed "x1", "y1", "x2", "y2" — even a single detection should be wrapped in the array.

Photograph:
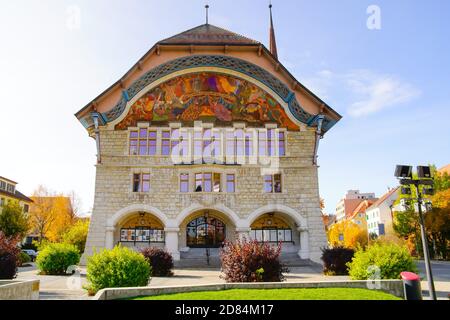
[
  {"x1": 141, "y1": 247, "x2": 174, "y2": 277},
  {"x1": 36, "y1": 243, "x2": 80, "y2": 275},
  {"x1": 86, "y1": 246, "x2": 151, "y2": 294},
  {"x1": 347, "y1": 242, "x2": 417, "y2": 280},
  {"x1": 321, "y1": 246, "x2": 355, "y2": 275}
]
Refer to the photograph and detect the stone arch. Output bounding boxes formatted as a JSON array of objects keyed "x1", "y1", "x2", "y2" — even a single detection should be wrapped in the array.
[
  {"x1": 245, "y1": 204, "x2": 307, "y2": 229},
  {"x1": 175, "y1": 203, "x2": 242, "y2": 228},
  {"x1": 107, "y1": 204, "x2": 169, "y2": 228}
]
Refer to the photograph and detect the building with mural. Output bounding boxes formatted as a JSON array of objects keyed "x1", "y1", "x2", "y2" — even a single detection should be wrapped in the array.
[{"x1": 75, "y1": 12, "x2": 341, "y2": 265}]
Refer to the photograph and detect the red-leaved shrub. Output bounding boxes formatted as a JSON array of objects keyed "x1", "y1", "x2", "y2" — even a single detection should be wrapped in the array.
[
  {"x1": 0, "y1": 231, "x2": 21, "y2": 279},
  {"x1": 140, "y1": 247, "x2": 174, "y2": 277},
  {"x1": 220, "y1": 238, "x2": 288, "y2": 282}
]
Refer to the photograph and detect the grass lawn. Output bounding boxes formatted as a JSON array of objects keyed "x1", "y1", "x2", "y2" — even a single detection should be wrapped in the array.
[{"x1": 132, "y1": 288, "x2": 401, "y2": 300}]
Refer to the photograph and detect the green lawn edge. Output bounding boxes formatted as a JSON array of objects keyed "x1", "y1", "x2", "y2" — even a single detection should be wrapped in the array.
[{"x1": 130, "y1": 288, "x2": 402, "y2": 300}]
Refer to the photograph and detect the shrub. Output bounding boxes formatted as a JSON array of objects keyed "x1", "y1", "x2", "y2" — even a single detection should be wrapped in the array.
[
  {"x1": 0, "y1": 232, "x2": 20, "y2": 279},
  {"x1": 62, "y1": 219, "x2": 90, "y2": 253},
  {"x1": 140, "y1": 247, "x2": 174, "y2": 277},
  {"x1": 347, "y1": 242, "x2": 417, "y2": 280},
  {"x1": 220, "y1": 238, "x2": 288, "y2": 282},
  {"x1": 36, "y1": 243, "x2": 80, "y2": 275},
  {"x1": 18, "y1": 251, "x2": 32, "y2": 266},
  {"x1": 86, "y1": 246, "x2": 151, "y2": 294},
  {"x1": 321, "y1": 246, "x2": 355, "y2": 275}
]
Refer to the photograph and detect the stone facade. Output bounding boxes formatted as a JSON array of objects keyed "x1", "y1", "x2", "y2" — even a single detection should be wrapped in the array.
[
  {"x1": 81, "y1": 125, "x2": 327, "y2": 264},
  {"x1": 77, "y1": 24, "x2": 341, "y2": 266}
]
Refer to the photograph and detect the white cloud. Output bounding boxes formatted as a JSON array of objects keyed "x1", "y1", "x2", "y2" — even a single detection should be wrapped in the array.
[
  {"x1": 300, "y1": 69, "x2": 421, "y2": 117},
  {"x1": 345, "y1": 70, "x2": 421, "y2": 117}
]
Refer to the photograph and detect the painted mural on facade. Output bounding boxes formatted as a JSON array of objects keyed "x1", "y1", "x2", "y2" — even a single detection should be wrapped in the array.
[{"x1": 115, "y1": 72, "x2": 299, "y2": 130}]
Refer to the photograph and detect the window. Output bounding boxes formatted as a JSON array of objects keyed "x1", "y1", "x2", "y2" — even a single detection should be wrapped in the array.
[
  {"x1": 23, "y1": 204, "x2": 29, "y2": 213},
  {"x1": 195, "y1": 173, "x2": 221, "y2": 193},
  {"x1": 180, "y1": 174, "x2": 189, "y2": 193},
  {"x1": 250, "y1": 228, "x2": 292, "y2": 242},
  {"x1": 148, "y1": 130, "x2": 157, "y2": 155},
  {"x1": 268, "y1": 129, "x2": 275, "y2": 156},
  {"x1": 120, "y1": 228, "x2": 164, "y2": 243},
  {"x1": 226, "y1": 174, "x2": 235, "y2": 193},
  {"x1": 245, "y1": 132, "x2": 253, "y2": 157},
  {"x1": 6, "y1": 184, "x2": 15, "y2": 194},
  {"x1": 0, "y1": 181, "x2": 6, "y2": 190},
  {"x1": 132, "y1": 173, "x2": 150, "y2": 193},
  {"x1": 129, "y1": 129, "x2": 156, "y2": 156},
  {"x1": 213, "y1": 173, "x2": 221, "y2": 192},
  {"x1": 0, "y1": 198, "x2": 4, "y2": 207},
  {"x1": 226, "y1": 130, "x2": 235, "y2": 158},
  {"x1": 278, "y1": 131, "x2": 286, "y2": 156},
  {"x1": 264, "y1": 174, "x2": 282, "y2": 193},
  {"x1": 235, "y1": 129, "x2": 244, "y2": 157},
  {"x1": 161, "y1": 130, "x2": 171, "y2": 155},
  {"x1": 258, "y1": 130, "x2": 267, "y2": 156}
]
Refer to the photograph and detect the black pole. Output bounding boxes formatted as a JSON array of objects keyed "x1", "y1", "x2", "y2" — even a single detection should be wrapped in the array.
[{"x1": 414, "y1": 183, "x2": 437, "y2": 300}]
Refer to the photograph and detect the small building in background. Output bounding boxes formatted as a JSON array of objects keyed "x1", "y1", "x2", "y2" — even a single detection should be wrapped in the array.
[
  {"x1": 335, "y1": 190, "x2": 376, "y2": 222},
  {"x1": 347, "y1": 199, "x2": 378, "y2": 231},
  {"x1": 0, "y1": 176, "x2": 33, "y2": 214},
  {"x1": 365, "y1": 187, "x2": 400, "y2": 238}
]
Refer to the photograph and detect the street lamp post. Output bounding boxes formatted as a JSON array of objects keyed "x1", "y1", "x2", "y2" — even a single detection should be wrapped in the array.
[{"x1": 395, "y1": 165, "x2": 437, "y2": 300}]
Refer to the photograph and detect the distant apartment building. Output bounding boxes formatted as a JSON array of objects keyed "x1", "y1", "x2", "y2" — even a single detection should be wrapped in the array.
[
  {"x1": 0, "y1": 176, "x2": 32, "y2": 214},
  {"x1": 366, "y1": 187, "x2": 399, "y2": 237},
  {"x1": 335, "y1": 190, "x2": 376, "y2": 222}
]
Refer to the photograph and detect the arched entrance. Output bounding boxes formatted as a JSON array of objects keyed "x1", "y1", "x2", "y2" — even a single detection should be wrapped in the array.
[
  {"x1": 186, "y1": 214, "x2": 226, "y2": 248},
  {"x1": 249, "y1": 213, "x2": 293, "y2": 243},
  {"x1": 178, "y1": 208, "x2": 237, "y2": 249},
  {"x1": 115, "y1": 212, "x2": 165, "y2": 249}
]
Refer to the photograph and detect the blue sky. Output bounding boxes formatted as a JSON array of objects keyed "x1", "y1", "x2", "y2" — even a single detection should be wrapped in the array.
[{"x1": 0, "y1": 0, "x2": 449, "y2": 215}]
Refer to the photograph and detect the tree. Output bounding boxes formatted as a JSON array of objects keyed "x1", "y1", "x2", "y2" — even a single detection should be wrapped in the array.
[
  {"x1": 62, "y1": 219, "x2": 90, "y2": 253},
  {"x1": 0, "y1": 199, "x2": 29, "y2": 238},
  {"x1": 425, "y1": 188, "x2": 450, "y2": 260},
  {"x1": 29, "y1": 186, "x2": 76, "y2": 243},
  {"x1": 327, "y1": 220, "x2": 368, "y2": 249}
]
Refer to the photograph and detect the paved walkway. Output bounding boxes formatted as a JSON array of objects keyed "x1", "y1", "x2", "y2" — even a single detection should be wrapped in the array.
[{"x1": 16, "y1": 260, "x2": 450, "y2": 300}]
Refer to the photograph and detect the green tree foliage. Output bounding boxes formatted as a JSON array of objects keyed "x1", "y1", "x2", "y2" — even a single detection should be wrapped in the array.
[
  {"x1": 62, "y1": 219, "x2": 89, "y2": 253},
  {"x1": 0, "y1": 200, "x2": 29, "y2": 238}
]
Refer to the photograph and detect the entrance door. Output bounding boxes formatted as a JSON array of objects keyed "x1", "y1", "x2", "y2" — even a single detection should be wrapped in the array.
[{"x1": 186, "y1": 216, "x2": 226, "y2": 248}]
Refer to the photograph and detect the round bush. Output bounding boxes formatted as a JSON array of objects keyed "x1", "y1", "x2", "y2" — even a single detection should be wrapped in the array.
[
  {"x1": 141, "y1": 247, "x2": 174, "y2": 277},
  {"x1": 87, "y1": 246, "x2": 151, "y2": 294},
  {"x1": 347, "y1": 243, "x2": 417, "y2": 280},
  {"x1": 321, "y1": 246, "x2": 355, "y2": 275},
  {"x1": 36, "y1": 243, "x2": 80, "y2": 275},
  {"x1": 0, "y1": 253, "x2": 18, "y2": 279}
]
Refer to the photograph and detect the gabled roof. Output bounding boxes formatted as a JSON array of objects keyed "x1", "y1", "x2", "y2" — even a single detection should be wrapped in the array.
[
  {"x1": 347, "y1": 199, "x2": 377, "y2": 221},
  {"x1": 159, "y1": 24, "x2": 260, "y2": 46},
  {"x1": 366, "y1": 187, "x2": 400, "y2": 211},
  {"x1": 0, "y1": 189, "x2": 33, "y2": 203}
]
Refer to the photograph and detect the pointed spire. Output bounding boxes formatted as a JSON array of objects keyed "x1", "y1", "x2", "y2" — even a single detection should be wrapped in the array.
[{"x1": 269, "y1": 3, "x2": 278, "y2": 60}]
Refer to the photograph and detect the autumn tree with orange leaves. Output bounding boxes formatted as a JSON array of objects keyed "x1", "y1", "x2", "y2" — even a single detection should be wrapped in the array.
[{"x1": 28, "y1": 186, "x2": 79, "y2": 243}]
